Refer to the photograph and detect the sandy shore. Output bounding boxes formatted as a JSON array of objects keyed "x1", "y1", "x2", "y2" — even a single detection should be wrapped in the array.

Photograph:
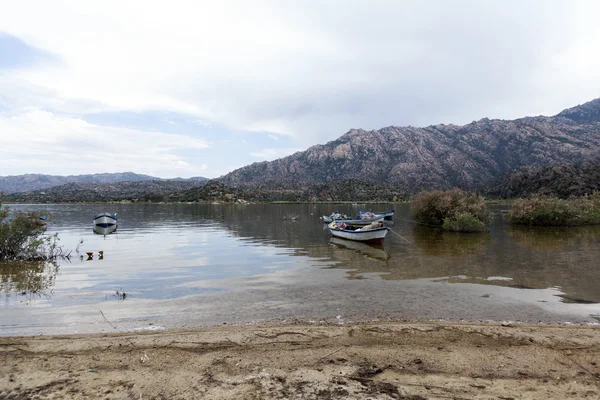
[{"x1": 1, "y1": 321, "x2": 599, "y2": 399}]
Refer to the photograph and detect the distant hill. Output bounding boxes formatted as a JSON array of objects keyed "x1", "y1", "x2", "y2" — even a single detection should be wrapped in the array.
[
  {"x1": 5, "y1": 180, "x2": 206, "y2": 203},
  {"x1": 486, "y1": 160, "x2": 600, "y2": 199},
  {"x1": 0, "y1": 172, "x2": 207, "y2": 194},
  {"x1": 5, "y1": 178, "x2": 406, "y2": 204},
  {"x1": 219, "y1": 99, "x2": 600, "y2": 192},
  {"x1": 170, "y1": 179, "x2": 406, "y2": 203}
]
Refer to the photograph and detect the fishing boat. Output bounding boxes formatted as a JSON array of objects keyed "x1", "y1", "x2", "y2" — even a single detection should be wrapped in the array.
[
  {"x1": 322, "y1": 215, "x2": 337, "y2": 223},
  {"x1": 328, "y1": 221, "x2": 389, "y2": 243},
  {"x1": 93, "y1": 212, "x2": 117, "y2": 228},
  {"x1": 359, "y1": 209, "x2": 394, "y2": 220},
  {"x1": 93, "y1": 224, "x2": 118, "y2": 235},
  {"x1": 322, "y1": 211, "x2": 351, "y2": 223}
]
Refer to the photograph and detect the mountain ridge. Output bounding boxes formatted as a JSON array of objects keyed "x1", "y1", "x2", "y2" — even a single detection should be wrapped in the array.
[
  {"x1": 4, "y1": 98, "x2": 600, "y2": 198},
  {"x1": 218, "y1": 98, "x2": 600, "y2": 192},
  {"x1": 5, "y1": 180, "x2": 207, "y2": 203},
  {"x1": 0, "y1": 172, "x2": 207, "y2": 194}
]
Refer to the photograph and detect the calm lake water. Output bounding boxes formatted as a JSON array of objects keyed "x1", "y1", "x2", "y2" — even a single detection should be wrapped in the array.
[{"x1": 1, "y1": 203, "x2": 600, "y2": 335}]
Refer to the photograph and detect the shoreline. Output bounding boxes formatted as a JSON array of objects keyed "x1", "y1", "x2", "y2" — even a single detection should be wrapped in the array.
[
  {"x1": 5, "y1": 199, "x2": 514, "y2": 205},
  {"x1": 4, "y1": 200, "x2": 409, "y2": 205},
  {"x1": 2, "y1": 320, "x2": 599, "y2": 399}
]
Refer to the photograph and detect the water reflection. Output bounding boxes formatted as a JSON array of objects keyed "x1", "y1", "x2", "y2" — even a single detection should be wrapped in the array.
[
  {"x1": 412, "y1": 226, "x2": 489, "y2": 256},
  {"x1": 310, "y1": 206, "x2": 600, "y2": 304},
  {"x1": 0, "y1": 261, "x2": 59, "y2": 304},
  {"x1": 507, "y1": 225, "x2": 600, "y2": 251},
  {"x1": 5, "y1": 203, "x2": 600, "y2": 305},
  {"x1": 330, "y1": 237, "x2": 390, "y2": 261}
]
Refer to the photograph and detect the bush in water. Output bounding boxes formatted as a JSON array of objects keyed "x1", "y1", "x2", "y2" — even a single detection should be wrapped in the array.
[
  {"x1": 411, "y1": 189, "x2": 489, "y2": 232},
  {"x1": 0, "y1": 201, "x2": 64, "y2": 261}
]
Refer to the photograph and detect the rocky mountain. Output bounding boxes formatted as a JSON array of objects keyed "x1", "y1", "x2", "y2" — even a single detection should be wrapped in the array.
[
  {"x1": 0, "y1": 172, "x2": 207, "y2": 194},
  {"x1": 486, "y1": 159, "x2": 600, "y2": 199},
  {"x1": 556, "y1": 99, "x2": 600, "y2": 123},
  {"x1": 220, "y1": 99, "x2": 600, "y2": 192},
  {"x1": 5, "y1": 180, "x2": 206, "y2": 203}
]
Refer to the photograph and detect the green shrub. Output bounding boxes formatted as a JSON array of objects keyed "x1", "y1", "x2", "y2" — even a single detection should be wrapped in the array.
[
  {"x1": 507, "y1": 193, "x2": 600, "y2": 226},
  {"x1": 0, "y1": 201, "x2": 63, "y2": 261},
  {"x1": 442, "y1": 212, "x2": 487, "y2": 232},
  {"x1": 411, "y1": 189, "x2": 489, "y2": 232}
]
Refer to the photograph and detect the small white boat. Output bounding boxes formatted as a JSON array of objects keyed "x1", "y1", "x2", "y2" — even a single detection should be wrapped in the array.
[
  {"x1": 93, "y1": 212, "x2": 117, "y2": 228},
  {"x1": 359, "y1": 209, "x2": 395, "y2": 220},
  {"x1": 328, "y1": 221, "x2": 389, "y2": 244},
  {"x1": 323, "y1": 215, "x2": 348, "y2": 223},
  {"x1": 322, "y1": 212, "x2": 351, "y2": 223}
]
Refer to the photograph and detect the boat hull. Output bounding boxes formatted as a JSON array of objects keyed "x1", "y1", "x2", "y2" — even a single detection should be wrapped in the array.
[
  {"x1": 93, "y1": 213, "x2": 117, "y2": 228},
  {"x1": 360, "y1": 210, "x2": 394, "y2": 220},
  {"x1": 324, "y1": 216, "x2": 385, "y2": 225},
  {"x1": 93, "y1": 224, "x2": 118, "y2": 235},
  {"x1": 328, "y1": 222, "x2": 389, "y2": 243}
]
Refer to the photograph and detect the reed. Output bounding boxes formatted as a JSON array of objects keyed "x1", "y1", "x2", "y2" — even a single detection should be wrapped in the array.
[{"x1": 507, "y1": 193, "x2": 600, "y2": 226}]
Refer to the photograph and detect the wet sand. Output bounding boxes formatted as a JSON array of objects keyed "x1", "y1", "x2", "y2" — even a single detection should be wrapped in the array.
[{"x1": 1, "y1": 321, "x2": 599, "y2": 399}]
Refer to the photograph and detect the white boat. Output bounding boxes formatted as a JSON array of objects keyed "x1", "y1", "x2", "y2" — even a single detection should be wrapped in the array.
[
  {"x1": 322, "y1": 212, "x2": 350, "y2": 223},
  {"x1": 323, "y1": 215, "x2": 349, "y2": 223},
  {"x1": 93, "y1": 224, "x2": 118, "y2": 235},
  {"x1": 359, "y1": 209, "x2": 395, "y2": 220},
  {"x1": 328, "y1": 221, "x2": 389, "y2": 243},
  {"x1": 93, "y1": 212, "x2": 117, "y2": 228}
]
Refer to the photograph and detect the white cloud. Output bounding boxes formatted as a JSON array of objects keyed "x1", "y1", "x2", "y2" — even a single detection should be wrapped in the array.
[
  {"x1": 1, "y1": 0, "x2": 600, "y2": 154},
  {"x1": 0, "y1": 109, "x2": 210, "y2": 177}
]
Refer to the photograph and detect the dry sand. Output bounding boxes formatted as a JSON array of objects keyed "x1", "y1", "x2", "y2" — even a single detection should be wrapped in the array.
[{"x1": 1, "y1": 321, "x2": 599, "y2": 399}]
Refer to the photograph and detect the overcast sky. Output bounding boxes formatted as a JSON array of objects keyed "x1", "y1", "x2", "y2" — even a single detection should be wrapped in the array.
[{"x1": 1, "y1": 0, "x2": 599, "y2": 178}]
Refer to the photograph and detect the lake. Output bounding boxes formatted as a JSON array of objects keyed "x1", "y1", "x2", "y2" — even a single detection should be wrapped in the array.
[{"x1": 1, "y1": 203, "x2": 599, "y2": 335}]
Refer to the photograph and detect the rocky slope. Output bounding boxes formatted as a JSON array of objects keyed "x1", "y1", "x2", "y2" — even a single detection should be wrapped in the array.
[
  {"x1": 220, "y1": 99, "x2": 600, "y2": 192},
  {"x1": 5, "y1": 180, "x2": 206, "y2": 203},
  {"x1": 486, "y1": 159, "x2": 600, "y2": 198},
  {"x1": 0, "y1": 172, "x2": 207, "y2": 194}
]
